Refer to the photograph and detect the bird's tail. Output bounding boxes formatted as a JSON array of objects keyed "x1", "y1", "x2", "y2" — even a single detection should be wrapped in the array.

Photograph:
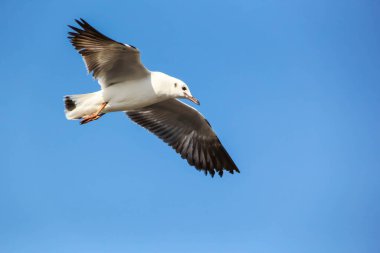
[{"x1": 64, "y1": 91, "x2": 104, "y2": 120}]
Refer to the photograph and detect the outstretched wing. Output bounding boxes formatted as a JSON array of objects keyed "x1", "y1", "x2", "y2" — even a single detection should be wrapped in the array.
[
  {"x1": 126, "y1": 99, "x2": 240, "y2": 177},
  {"x1": 68, "y1": 19, "x2": 149, "y2": 88}
]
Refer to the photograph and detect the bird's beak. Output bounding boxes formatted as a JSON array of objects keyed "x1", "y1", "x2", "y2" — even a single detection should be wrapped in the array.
[{"x1": 184, "y1": 93, "x2": 200, "y2": 105}]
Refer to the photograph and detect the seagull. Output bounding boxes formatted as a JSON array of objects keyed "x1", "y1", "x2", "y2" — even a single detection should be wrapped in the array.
[{"x1": 64, "y1": 19, "x2": 239, "y2": 177}]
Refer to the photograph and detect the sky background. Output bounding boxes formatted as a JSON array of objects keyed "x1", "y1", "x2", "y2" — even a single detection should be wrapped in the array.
[{"x1": 1, "y1": 0, "x2": 380, "y2": 252}]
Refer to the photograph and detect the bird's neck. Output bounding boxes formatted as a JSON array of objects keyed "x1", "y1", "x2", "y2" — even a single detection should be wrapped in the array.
[{"x1": 150, "y1": 72, "x2": 177, "y2": 99}]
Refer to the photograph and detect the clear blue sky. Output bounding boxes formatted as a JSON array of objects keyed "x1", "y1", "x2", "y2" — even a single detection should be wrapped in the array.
[{"x1": 1, "y1": 0, "x2": 379, "y2": 252}]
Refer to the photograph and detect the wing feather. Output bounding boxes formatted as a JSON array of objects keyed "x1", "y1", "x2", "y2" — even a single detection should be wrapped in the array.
[
  {"x1": 126, "y1": 99, "x2": 239, "y2": 177},
  {"x1": 68, "y1": 19, "x2": 149, "y2": 88}
]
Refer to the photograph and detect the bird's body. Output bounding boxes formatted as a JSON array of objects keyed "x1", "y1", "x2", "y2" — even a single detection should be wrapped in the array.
[
  {"x1": 66, "y1": 72, "x2": 179, "y2": 119},
  {"x1": 65, "y1": 19, "x2": 239, "y2": 177}
]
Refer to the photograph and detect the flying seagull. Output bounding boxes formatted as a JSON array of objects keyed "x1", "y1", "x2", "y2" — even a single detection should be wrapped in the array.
[{"x1": 64, "y1": 19, "x2": 239, "y2": 177}]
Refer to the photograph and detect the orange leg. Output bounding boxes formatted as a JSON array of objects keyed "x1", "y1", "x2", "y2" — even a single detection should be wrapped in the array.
[{"x1": 80, "y1": 102, "x2": 108, "y2": 125}]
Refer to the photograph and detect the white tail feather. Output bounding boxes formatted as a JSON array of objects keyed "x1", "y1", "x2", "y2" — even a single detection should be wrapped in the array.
[{"x1": 64, "y1": 91, "x2": 104, "y2": 120}]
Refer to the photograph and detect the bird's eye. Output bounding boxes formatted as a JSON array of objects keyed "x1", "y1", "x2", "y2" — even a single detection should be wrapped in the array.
[
  {"x1": 182, "y1": 87, "x2": 187, "y2": 91},
  {"x1": 174, "y1": 83, "x2": 177, "y2": 87}
]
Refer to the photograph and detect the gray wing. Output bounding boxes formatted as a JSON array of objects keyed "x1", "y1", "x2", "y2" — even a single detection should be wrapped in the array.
[
  {"x1": 126, "y1": 99, "x2": 240, "y2": 177},
  {"x1": 68, "y1": 19, "x2": 149, "y2": 87}
]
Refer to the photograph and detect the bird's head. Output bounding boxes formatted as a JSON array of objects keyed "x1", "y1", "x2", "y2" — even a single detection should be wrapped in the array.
[{"x1": 171, "y1": 79, "x2": 200, "y2": 105}]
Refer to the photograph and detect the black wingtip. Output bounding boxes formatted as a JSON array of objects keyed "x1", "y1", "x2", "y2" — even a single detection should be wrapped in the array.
[
  {"x1": 75, "y1": 18, "x2": 94, "y2": 30},
  {"x1": 68, "y1": 25, "x2": 82, "y2": 34},
  {"x1": 75, "y1": 18, "x2": 82, "y2": 26},
  {"x1": 74, "y1": 18, "x2": 88, "y2": 30},
  {"x1": 79, "y1": 18, "x2": 88, "y2": 25}
]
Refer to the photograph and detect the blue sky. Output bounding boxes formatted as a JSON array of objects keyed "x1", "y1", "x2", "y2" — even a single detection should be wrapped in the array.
[{"x1": 1, "y1": 0, "x2": 379, "y2": 252}]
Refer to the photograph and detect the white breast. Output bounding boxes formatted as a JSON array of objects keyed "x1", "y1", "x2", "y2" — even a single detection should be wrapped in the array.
[{"x1": 101, "y1": 76, "x2": 168, "y2": 112}]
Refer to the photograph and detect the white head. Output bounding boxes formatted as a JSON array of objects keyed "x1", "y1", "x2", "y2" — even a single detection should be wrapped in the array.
[{"x1": 168, "y1": 77, "x2": 200, "y2": 105}]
